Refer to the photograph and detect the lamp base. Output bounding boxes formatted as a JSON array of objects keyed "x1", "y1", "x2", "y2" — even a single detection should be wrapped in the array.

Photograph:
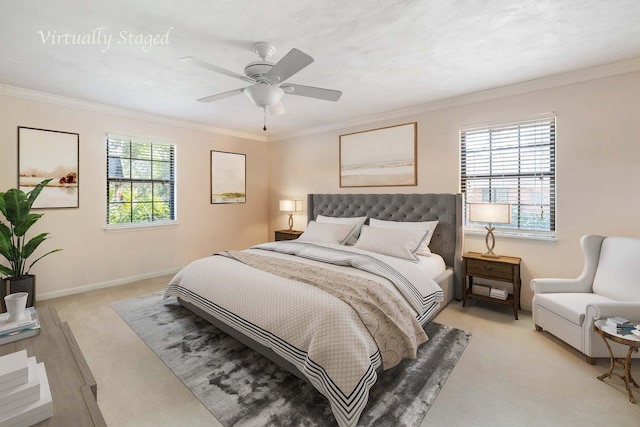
[
  {"x1": 481, "y1": 252, "x2": 501, "y2": 259},
  {"x1": 482, "y1": 225, "x2": 500, "y2": 258}
]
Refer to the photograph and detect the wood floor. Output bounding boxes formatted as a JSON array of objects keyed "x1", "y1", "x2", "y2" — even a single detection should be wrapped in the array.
[{"x1": 39, "y1": 276, "x2": 640, "y2": 426}]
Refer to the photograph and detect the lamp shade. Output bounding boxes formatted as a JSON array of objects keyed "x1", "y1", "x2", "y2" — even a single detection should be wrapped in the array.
[
  {"x1": 468, "y1": 203, "x2": 511, "y2": 224},
  {"x1": 244, "y1": 83, "x2": 284, "y2": 108},
  {"x1": 279, "y1": 200, "x2": 303, "y2": 212}
]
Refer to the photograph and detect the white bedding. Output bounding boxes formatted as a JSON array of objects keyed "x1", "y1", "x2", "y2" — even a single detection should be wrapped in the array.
[
  {"x1": 416, "y1": 253, "x2": 447, "y2": 279},
  {"x1": 164, "y1": 241, "x2": 444, "y2": 427}
]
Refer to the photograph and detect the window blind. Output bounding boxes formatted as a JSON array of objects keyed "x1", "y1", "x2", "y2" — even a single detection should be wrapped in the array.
[
  {"x1": 460, "y1": 116, "x2": 556, "y2": 236},
  {"x1": 106, "y1": 134, "x2": 176, "y2": 226}
]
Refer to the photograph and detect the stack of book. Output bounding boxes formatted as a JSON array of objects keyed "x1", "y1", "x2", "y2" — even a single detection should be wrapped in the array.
[
  {"x1": 489, "y1": 287, "x2": 508, "y2": 300},
  {"x1": 0, "y1": 308, "x2": 40, "y2": 345},
  {"x1": 0, "y1": 350, "x2": 52, "y2": 426},
  {"x1": 472, "y1": 284, "x2": 510, "y2": 300},
  {"x1": 605, "y1": 316, "x2": 637, "y2": 335},
  {"x1": 632, "y1": 325, "x2": 640, "y2": 338},
  {"x1": 472, "y1": 284, "x2": 491, "y2": 296}
]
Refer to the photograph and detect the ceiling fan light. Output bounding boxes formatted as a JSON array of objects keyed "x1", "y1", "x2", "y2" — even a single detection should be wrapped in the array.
[{"x1": 244, "y1": 84, "x2": 284, "y2": 108}]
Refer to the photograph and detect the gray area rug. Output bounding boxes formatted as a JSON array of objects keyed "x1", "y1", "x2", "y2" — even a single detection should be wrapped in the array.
[{"x1": 112, "y1": 292, "x2": 471, "y2": 426}]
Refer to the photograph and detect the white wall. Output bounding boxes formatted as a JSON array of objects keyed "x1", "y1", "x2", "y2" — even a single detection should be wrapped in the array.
[
  {"x1": 0, "y1": 94, "x2": 268, "y2": 299},
  {"x1": 268, "y1": 70, "x2": 640, "y2": 310}
]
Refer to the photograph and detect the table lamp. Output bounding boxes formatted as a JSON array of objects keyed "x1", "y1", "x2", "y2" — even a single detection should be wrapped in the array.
[
  {"x1": 468, "y1": 203, "x2": 512, "y2": 258},
  {"x1": 279, "y1": 199, "x2": 303, "y2": 230}
]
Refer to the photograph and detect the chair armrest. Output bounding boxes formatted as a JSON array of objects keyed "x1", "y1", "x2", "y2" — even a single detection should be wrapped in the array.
[
  {"x1": 530, "y1": 278, "x2": 593, "y2": 294},
  {"x1": 585, "y1": 302, "x2": 640, "y2": 321},
  {"x1": 583, "y1": 302, "x2": 640, "y2": 357}
]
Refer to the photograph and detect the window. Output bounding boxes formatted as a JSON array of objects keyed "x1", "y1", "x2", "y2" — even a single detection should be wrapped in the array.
[
  {"x1": 460, "y1": 116, "x2": 556, "y2": 237},
  {"x1": 107, "y1": 134, "x2": 176, "y2": 227}
]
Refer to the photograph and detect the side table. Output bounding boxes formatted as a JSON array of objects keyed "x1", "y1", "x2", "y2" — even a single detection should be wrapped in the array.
[
  {"x1": 0, "y1": 306, "x2": 107, "y2": 426},
  {"x1": 462, "y1": 252, "x2": 521, "y2": 319},
  {"x1": 275, "y1": 229, "x2": 303, "y2": 241},
  {"x1": 593, "y1": 319, "x2": 639, "y2": 404}
]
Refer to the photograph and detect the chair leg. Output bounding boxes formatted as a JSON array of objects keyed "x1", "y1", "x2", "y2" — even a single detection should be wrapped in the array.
[
  {"x1": 535, "y1": 324, "x2": 543, "y2": 331},
  {"x1": 586, "y1": 356, "x2": 597, "y2": 365}
]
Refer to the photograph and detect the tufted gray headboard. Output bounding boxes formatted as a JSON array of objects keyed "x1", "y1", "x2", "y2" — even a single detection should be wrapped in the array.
[{"x1": 307, "y1": 193, "x2": 463, "y2": 298}]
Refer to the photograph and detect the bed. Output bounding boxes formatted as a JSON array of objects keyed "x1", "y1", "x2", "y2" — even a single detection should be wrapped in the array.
[{"x1": 164, "y1": 193, "x2": 462, "y2": 426}]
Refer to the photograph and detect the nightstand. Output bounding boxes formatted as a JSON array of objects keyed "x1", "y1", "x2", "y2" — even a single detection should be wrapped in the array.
[
  {"x1": 275, "y1": 229, "x2": 303, "y2": 241},
  {"x1": 462, "y1": 252, "x2": 522, "y2": 319}
]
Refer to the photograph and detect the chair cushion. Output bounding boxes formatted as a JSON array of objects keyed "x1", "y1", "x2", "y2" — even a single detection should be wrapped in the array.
[
  {"x1": 535, "y1": 293, "x2": 614, "y2": 326},
  {"x1": 593, "y1": 237, "x2": 640, "y2": 301}
]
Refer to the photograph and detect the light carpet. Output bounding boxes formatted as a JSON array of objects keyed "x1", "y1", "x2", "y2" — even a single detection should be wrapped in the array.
[{"x1": 111, "y1": 292, "x2": 470, "y2": 426}]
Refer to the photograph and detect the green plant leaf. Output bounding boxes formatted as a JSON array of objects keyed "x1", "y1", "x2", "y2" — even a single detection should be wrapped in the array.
[
  {"x1": 0, "y1": 193, "x2": 7, "y2": 219},
  {"x1": 3, "y1": 189, "x2": 29, "y2": 227},
  {"x1": 0, "y1": 264, "x2": 14, "y2": 277},
  {"x1": 0, "y1": 234, "x2": 10, "y2": 254},
  {"x1": 0, "y1": 221, "x2": 11, "y2": 241},
  {"x1": 0, "y1": 229, "x2": 13, "y2": 250},
  {"x1": 25, "y1": 179, "x2": 52, "y2": 211},
  {"x1": 21, "y1": 233, "x2": 49, "y2": 259},
  {"x1": 0, "y1": 242, "x2": 14, "y2": 265},
  {"x1": 14, "y1": 213, "x2": 43, "y2": 237},
  {"x1": 0, "y1": 226, "x2": 13, "y2": 257},
  {"x1": 0, "y1": 179, "x2": 58, "y2": 277},
  {"x1": 26, "y1": 249, "x2": 62, "y2": 274},
  {"x1": 10, "y1": 242, "x2": 21, "y2": 275}
]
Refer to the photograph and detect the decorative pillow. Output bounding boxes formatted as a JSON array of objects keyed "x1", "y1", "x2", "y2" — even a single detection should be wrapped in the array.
[
  {"x1": 354, "y1": 225, "x2": 429, "y2": 261},
  {"x1": 316, "y1": 215, "x2": 367, "y2": 245},
  {"x1": 368, "y1": 218, "x2": 438, "y2": 256},
  {"x1": 297, "y1": 221, "x2": 357, "y2": 245}
]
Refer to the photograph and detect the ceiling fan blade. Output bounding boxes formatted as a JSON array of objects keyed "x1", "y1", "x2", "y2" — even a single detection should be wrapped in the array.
[
  {"x1": 180, "y1": 56, "x2": 254, "y2": 83},
  {"x1": 281, "y1": 84, "x2": 342, "y2": 102},
  {"x1": 268, "y1": 100, "x2": 286, "y2": 116},
  {"x1": 197, "y1": 88, "x2": 245, "y2": 102},
  {"x1": 265, "y1": 49, "x2": 314, "y2": 83}
]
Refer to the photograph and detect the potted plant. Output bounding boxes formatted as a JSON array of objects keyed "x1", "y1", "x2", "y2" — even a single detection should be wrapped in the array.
[{"x1": 0, "y1": 179, "x2": 61, "y2": 310}]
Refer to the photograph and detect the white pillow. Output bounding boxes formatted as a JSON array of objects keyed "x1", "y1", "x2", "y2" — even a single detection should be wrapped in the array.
[
  {"x1": 368, "y1": 218, "x2": 438, "y2": 256},
  {"x1": 297, "y1": 221, "x2": 356, "y2": 245},
  {"x1": 316, "y1": 215, "x2": 367, "y2": 245},
  {"x1": 354, "y1": 225, "x2": 429, "y2": 261}
]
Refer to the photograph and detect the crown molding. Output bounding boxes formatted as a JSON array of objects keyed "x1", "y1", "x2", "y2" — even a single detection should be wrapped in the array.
[
  {"x1": 269, "y1": 57, "x2": 640, "y2": 141},
  {"x1": 0, "y1": 84, "x2": 268, "y2": 142},
  {"x1": 4, "y1": 56, "x2": 640, "y2": 144}
]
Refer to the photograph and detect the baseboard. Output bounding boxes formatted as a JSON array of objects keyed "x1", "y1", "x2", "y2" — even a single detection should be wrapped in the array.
[{"x1": 37, "y1": 267, "x2": 182, "y2": 301}]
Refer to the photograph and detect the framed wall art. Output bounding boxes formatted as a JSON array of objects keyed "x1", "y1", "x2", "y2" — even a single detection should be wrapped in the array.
[
  {"x1": 210, "y1": 150, "x2": 246, "y2": 204},
  {"x1": 339, "y1": 122, "x2": 417, "y2": 187},
  {"x1": 18, "y1": 126, "x2": 80, "y2": 209}
]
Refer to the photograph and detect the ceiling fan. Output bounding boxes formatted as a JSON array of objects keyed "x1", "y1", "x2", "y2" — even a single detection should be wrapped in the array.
[{"x1": 181, "y1": 42, "x2": 342, "y2": 130}]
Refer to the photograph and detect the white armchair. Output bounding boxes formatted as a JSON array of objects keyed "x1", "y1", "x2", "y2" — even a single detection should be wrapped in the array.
[{"x1": 531, "y1": 235, "x2": 640, "y2": 364}]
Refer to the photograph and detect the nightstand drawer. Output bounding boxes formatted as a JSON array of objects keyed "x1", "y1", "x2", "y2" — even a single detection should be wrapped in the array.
[
  {"x1": 275, "y1": 230, "x2": 303, "y2": 241},
  {"x1": 466, "y1": 258, "x2": 513, "y2": 281}
]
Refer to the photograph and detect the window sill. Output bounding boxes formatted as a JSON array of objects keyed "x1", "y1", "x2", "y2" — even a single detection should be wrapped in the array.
[
  {"x1": 105, "y1": 220, "x2": 178, "y2": 233},
  {"x1": 464, "y1": 229, "x2": 557, "y2": 243}
]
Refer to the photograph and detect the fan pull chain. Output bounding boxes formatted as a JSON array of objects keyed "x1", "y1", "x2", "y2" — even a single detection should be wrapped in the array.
[{"x1": 263, "y1": 107, "x2": 267, "y2": 131}]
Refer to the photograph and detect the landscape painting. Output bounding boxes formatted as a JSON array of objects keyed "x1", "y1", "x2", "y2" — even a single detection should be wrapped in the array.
[
  {"x1": 18, "y1": 127, "x2": 79, "y2": 208},
  {"x1": 340, "y1": 122, "x2": 417, "y2": 187},
  {"x1": 211, "y1": 150, "x2": 246, "y2": 204}
]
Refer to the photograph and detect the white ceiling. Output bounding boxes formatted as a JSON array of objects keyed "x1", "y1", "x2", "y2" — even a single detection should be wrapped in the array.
[{"x1": 2, "y1": 0, "x2": 640, "y2": 139}]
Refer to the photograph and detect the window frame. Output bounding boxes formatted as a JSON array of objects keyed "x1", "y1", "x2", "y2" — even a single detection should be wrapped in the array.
[
  {"x1": 460, "y1": 115, "x2": 556, "y2": 239},
  {"x1": 106, "y1": 133, "x2": 177, "y2": 229}
]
